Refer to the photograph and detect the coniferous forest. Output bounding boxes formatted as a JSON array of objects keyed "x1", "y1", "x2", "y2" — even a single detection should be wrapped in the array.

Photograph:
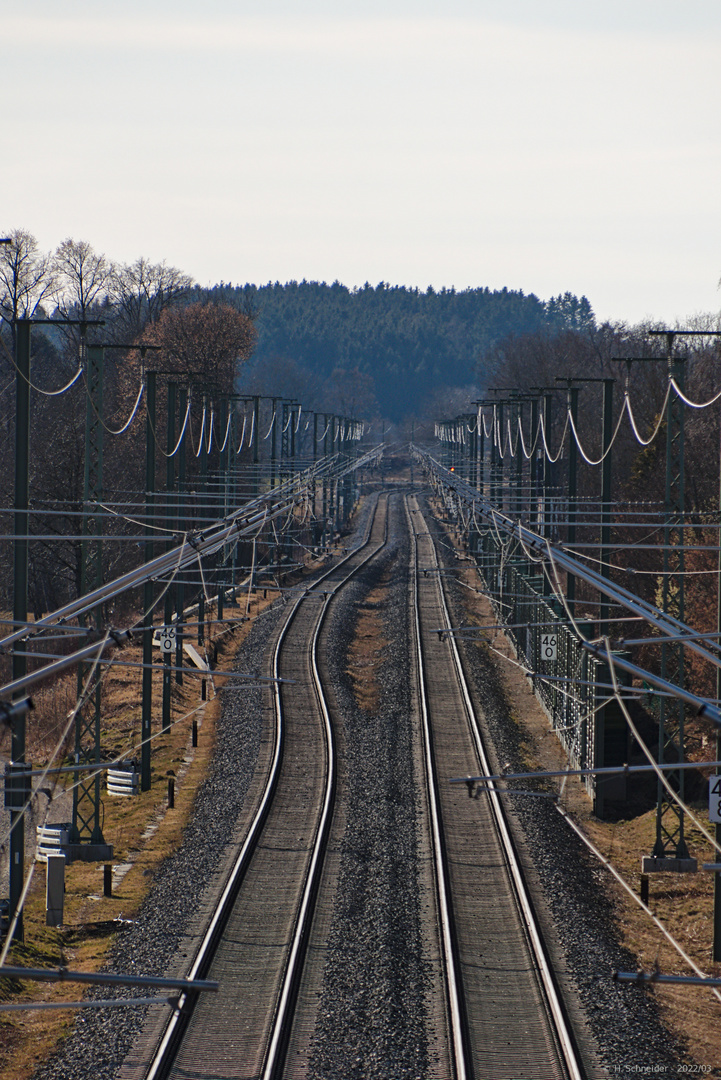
[{"x1": 205, "y1": 280, "x2": 595, "y2": 421}]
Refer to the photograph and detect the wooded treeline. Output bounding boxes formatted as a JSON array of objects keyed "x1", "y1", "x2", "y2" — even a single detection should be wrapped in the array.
[{"x1": 205, "y1": 279, "x2": 595, "y2": 421}]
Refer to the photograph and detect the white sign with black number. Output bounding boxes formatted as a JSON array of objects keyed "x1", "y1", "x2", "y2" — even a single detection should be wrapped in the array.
[
  {"x1": 540, "y1": 633, "x2": 557, "y2": 662},
  {"x1": 709, "y1": 776, "x2": 721, "y2": 824},
  {"x1": 159, "y1": 626, "x2": 176, "y2": 654}
]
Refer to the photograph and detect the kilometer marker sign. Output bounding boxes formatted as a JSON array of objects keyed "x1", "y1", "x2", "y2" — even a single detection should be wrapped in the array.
[{"x1": 541, "y1": 633, "x2": 557, "y2": 662}]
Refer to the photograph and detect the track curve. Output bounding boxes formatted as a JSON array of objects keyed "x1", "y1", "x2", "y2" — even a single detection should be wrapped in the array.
[{"x1": 144, "y1": 495, "x2": 389, "y2": 1080}]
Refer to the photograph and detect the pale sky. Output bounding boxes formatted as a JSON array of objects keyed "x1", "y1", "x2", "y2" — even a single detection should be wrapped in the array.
[{"x1": 2, "y1": 0, "x2": 720, "y2": 326}]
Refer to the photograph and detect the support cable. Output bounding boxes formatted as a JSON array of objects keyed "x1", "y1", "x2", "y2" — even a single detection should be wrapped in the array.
[
  {"x1": 236, "y1": 413, "x2": 247, "y2": 454},
  {"x1": 624, "y1": 386, "x2": 671, "y2": 448},
  {"x1": 556, "y1": 804, "x2": 721, "y2": 1003},
  {"x1": 88, "y1": 379, "x2": 145, "y2": 437}
]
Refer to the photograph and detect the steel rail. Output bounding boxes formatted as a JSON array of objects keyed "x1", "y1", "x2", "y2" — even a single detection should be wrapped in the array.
[
  {"x1": 144, "y1": 494, "x2": 387, "y2": 1080},
  {"x1": 262, "y1": 494, "x2": 390, "y2": 1078},
  {"x1": 420, "y1": 499, "x2": 584, "y2": 1080},
  {"x1": 259, "y1": 578, "x2": 338, "y2": 1079},
  {"x1": 407, "y1": 497, "x2": 469, "y2": 1080}
]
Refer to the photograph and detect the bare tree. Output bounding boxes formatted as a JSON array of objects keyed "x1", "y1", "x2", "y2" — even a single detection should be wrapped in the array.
[
  {"x1": 109, "y1": 257, "x2": 193, "y2": 341},
  {"x1": 0, "y1": 229, "x2": 55, "y2": 347},
  {"x1": 50, "y1": 237, "x2": 114, "y2": 362},
  {"x1": 53, "y1": 238, "x2": 111, "y2": 319}
]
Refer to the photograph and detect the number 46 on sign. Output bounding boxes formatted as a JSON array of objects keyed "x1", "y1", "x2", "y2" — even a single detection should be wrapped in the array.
[{"x1": 541, "y1": 633, "x2": 557, "y2": 662}]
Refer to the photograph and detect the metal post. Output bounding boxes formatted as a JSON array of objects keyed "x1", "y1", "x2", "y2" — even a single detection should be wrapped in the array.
[
  {"x1": 10, "y1": 318, "x2": 30, "y2": 941},
  {"x1": 489, "y1": 404, "x2": 499, "y2": 506},
  {"x1": 612, "y1": 336, "x2": 695, "y2": 864},
  {"x1": 252, "y1": 395, "x2": 260, "y2": 496},
  {"x1": 541, "y1": 392, "x2": 553, "y2": 596},
  {"x1": 592, "y1": 379, "x2": 615, "y2": 820},
  {"x1": 566, "y1": 386, "x2": 579, "y2": 613},
  {"x1": 270, "y1": 398, "x2": 279, "y2": 488},
  {"x1": 71, "y1": 343, "x2": 107, "y2": 847},
  {"x1": 599, "y1": 379, "x2": 614, "y2": 636},
  {"x1": 197, "y1": 391, "x2": 208, "y2": 644},
  {"x1": 175, "y1": 385, "x2": 187, "y2": 685},
  {"x1": 199, "y1": 392, "x2": 208, "y2": 528},
  {"x1": 217, "y1": 396, "x2": 228, "y2": 624},
  {"x1": 542, "y1": 392, "x2": 553, "y2": 542},
  {"x1": 321, "y1": 415, "x2": 328, "y2": 549},
  {"x1": 477, "y1": 407, "x2": 484, "y2": 495},
  {"x1": 312, "y1": 412, "x2": 319, "y2": 539},
  {"x1": 342, "y1": 418, "x2": 353, "y2": 527},
  {"x1": 328, "y1": 416, "x2": 336, "y2": 536},
  {"x1": 468, "y1": 414, "x2": 477, "y2": 492},
  {"x1": 495, "y1": 401, "x2": 505, "y2": 510},
  {"x1": 514, "y1": 400, "x2": 523, "y2": 518},
  {"x1": 141, "y1": 371, "x2": 156, "y2": 792},
  {"x1": 715, "y1": 398, "x2": 721, "y2": 957},
  {"x1": 653, "y1": 345, "x2": 689, "y2": 861},
  {"x1": 529, "y1": 396, "x2": 539, "y2": 533},
  {"x1": 162, "y1": 381, "x2": 176, "y2": 733}
]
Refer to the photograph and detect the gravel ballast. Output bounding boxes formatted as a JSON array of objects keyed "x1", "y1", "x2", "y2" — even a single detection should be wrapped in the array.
[
  {"x1": 31, "y1": 487, "x2": 691, "y2": 1078},
  {"x1": 306, "y1": 493, "x2": 431, "y2": 1079}
]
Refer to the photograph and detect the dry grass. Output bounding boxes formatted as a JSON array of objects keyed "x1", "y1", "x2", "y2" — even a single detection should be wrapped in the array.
[{"x1": 345, "y1": 569, "x2": 392, "y2": 714}]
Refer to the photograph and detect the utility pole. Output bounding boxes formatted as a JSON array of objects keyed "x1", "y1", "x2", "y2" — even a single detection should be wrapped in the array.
[
  {"x1": 162, "y1": 381, "x2": 177, "y2": 733},
  {"x1": 615, "y1": 334, "x2": 695, "y2": 868},
  {"x1": 175, "y1": 384, "x2": 188, "y2": 685},
  {"x1": 10, "y1": 317, "x2": 30, "y2": 941},
  {"x1": 526, "y1": 390, "x2": 549, "y2": 535},
  {"x1": 476, "y1": 406, "x2": 485, "y2": 495},
  {"x1": 528, "y1": 388, "x2": 554, "y2": 594},
  {"x1": 555, "y1": 378, "x2": 615, "y2": 626},
  {"x1": 217, "y1": 395, "x2": 229, "y2": 622},
  {"x1": 71, "y1": 342, "x2": 111, "y2": 856},
  {"x1": 599, "y1": 379, "x2": 615, "y2": 637},
  {"x1": 554, "y1": 380, "x2": 581, "y2": 614},
  {"x1": 141, "y1": 367, "x2": 157, "y2": 792},
  {"x1": 489, "y1": 394, "x2": 506, "y2": 511},
  {"x1": 10, "y1": 314, "x2": 103, "y2": 937}
]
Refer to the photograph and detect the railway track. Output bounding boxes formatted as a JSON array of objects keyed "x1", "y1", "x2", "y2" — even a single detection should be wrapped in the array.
[
  {"x1": 408, "y1": 493, "x2": 585, "y2": 1080},
  {"x1": 129, "y1": 489, "x2": 591, "y2": 1079},
  {"x1": 142, "y1": 494, "x2": 389, "y2": 1080}
]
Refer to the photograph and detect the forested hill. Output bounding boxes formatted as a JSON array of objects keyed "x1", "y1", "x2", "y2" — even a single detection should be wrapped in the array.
[{"x1": 202, "y1": 280, "x2": 595, "y2": 422}]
